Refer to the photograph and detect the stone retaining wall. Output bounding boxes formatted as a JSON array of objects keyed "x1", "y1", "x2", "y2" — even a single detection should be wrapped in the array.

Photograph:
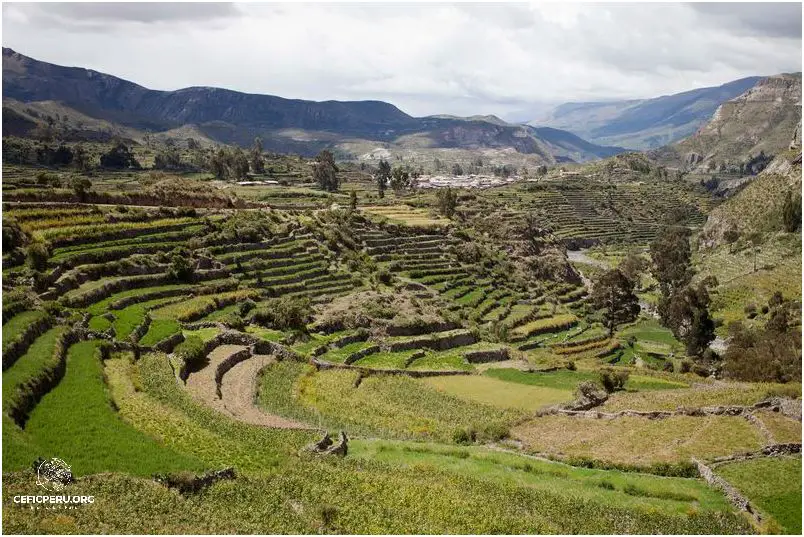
[
  {"x1": 693, "y1": 458, "x2": 761, "y2": 525},
  {"x1": 464, "y1": 348, "x2": 509, "y2": 364},
  {"x1": 2, "y1": 314, "x2": 54, "y2": 371},
  {"x1": 311, "y1": 357, "x2": 473, "y2": 378}
]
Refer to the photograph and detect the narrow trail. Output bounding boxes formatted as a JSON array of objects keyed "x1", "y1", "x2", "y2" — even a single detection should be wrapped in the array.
[
  {"x1": 221, "y1": 354, "x2": 311, "y2": 429},
  {"x1": 185, "y1": 345, "x2": 314, "y2": 430},
  {"x1": 185, "y1": 344, "x2": 242, "y2": 414}
]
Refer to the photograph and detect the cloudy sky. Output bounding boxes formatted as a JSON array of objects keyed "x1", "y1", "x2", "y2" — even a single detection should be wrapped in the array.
[{"x1": 2, "y1": 2, "x2": 801, "y2": 120}]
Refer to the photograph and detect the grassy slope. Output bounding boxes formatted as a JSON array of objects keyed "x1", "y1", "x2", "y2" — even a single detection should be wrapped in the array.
[
  {"x1": 19, "y1": 342, "x2": 202, "y2": 476},
  {"x1": 717, "y1": 456, "x2": 802, "y2": 534},
  {"x1": 256, "y1": 360, "x2": 520, "y2": 441}
]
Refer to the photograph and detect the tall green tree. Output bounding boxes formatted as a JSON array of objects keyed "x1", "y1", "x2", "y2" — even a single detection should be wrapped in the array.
[
  {"x1": 650, "y1": 226, "x2": 693, "y2": 321},
  {"x1": 591, "y1": 269, "x2": 640, "y2": 336},
  {"x1": 250, "y1": 137, "x2": 265, "y2": 174},
  {"x1": 663, "y1": 282, "x2": 716, "y2": 357},
  {"x1": 375, "y1": 159, "x2": 391, "y2": 198},
  {"x1": 314, "y1": 150, "x2": 339, "y2": 192},
  {"x1": 390, "y1": 166, "x2": 411, "y2": 194},
  {"x1": 435, "y1": 187, "x2": 458, "y2": 219}
]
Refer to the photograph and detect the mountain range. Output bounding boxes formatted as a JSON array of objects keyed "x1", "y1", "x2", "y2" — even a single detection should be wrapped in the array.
[
  {"x1": 1, "y1": 48, "x2": 792, "y2": 168},
  {"x1": 650, "y1": 73, "x2": 802, "y2": 173},
  {"x1": 531, "y1": 77, "x2": 763, "y2": 150},
  {"x1": 3, "y1": 48, "x2": 626, "y2": 163}
]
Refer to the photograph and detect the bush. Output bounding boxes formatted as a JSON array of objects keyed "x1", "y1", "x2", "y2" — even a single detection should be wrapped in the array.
[
  {"x1": 238, "y1": 299, "x2": 256, "y2": 317},
  {"x1": 565, "y1": 361, "x2": 577, "y2": 371},
  {"x1": 25, "y1": 240, "x2": 50, "y2": 271},
  {"x1": 480, "y1": 422, "x2": 509, "y2": 442},
  {"x1": 249, "y1": 296, "x2": 311, "y2": 332},
  {"x1": 680, "y1": 360, "x2": 692, "y2": 373},
  {"x1": 598, "y1": 368, "x2": 629, "y2": 393},
  {"x1": 452, "y1": 427, "x2": 477, "y2": 445},
  {"x1": 375, "y1": 267, "x2": 393, "y2": 285},
  {"x1": 168, "y1": 247, "x2": 194, "y2": 282}
]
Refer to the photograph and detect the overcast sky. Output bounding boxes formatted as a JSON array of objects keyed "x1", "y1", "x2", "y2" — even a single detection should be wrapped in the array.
[{"x1": 2, "y1": 2, "x2": 801, "y2": 120}]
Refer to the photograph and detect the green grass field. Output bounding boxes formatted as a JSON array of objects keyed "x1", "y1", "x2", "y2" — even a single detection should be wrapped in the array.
[
  {"x1": 18, "y1": 342, "x2": 202, "y2": 476},
  {"x1": 716, "y1": 456, "x2": 802, "y2": 534}
]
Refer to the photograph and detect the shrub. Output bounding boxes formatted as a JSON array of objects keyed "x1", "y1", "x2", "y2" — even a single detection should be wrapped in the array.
[
  {"x1": 249, "y1": 296, "x2": 311, "y2": 332},
  {"x1": 238, "y1": 299, "x2": 256, "y2": 316},
  {"x1": 480, "y1": 422, "x2": 509, "y2": 442},
  {"x1": 565, "y1": 361, "x2": 577, "y2": 371},
  {"x1": 375, "y1": 267, "x2": 393, "y2": 285},
  {"x1": 452, "y1": 427, "x2": 477, "y2": 445},
  {"x1": 599, "y1": 368, "x2": 629, "y2": 393},
  {"x1": 25, "y1": 240, "x2": 50, "y2": 271},
  {"x1": 168, "y1": 247, "x2": 194, "y2": 282}
]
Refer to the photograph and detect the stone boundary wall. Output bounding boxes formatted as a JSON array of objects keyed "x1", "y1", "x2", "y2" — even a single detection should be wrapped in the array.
[
  {"x1": 214, "y1": 348, "x2": 252, "y2": 398},
  {"x1": 311, "y1": 357, "x2": 473, "y2": 378},
  {"x1": 464, "y1": 348, "x2": 509, "y2": 364},
  {"x1": 693, "y1": 458, "x2": 761, "y2": 525},
  {"x1": 387, "y1": 330, "x2": 476, "y2": 352},
  {"x1": 343, "y1": 345, "x2": 381, "y2": 365},
  {"x1": 7, "y1": 328, "x2": 79, "y2": 427},
  {"x1": 2, "y1": 314, "x2": 54, "y2": 371}
]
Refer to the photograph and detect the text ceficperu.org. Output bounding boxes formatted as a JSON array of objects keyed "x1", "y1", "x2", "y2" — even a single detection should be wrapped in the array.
[{"x1": 13, "y1": 495, "x2": 94, "y2": 504}]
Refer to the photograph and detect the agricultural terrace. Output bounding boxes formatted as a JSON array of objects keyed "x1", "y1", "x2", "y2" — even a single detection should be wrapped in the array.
[{"x1": 1, "y1": 160, "x2": 799, "y2": 534}]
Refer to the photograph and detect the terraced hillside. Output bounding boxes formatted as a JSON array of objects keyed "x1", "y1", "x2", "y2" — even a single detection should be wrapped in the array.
[
  {"x1": 2, "y1": 162, "x2": 800, "y2": 534},
  {"x1": 469, "y1": 177, "x2": 712, "y2": 247}
]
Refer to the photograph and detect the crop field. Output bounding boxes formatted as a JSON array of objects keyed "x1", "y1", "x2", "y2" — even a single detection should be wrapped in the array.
[
  {"x1": 512, "y1": 414, "x2": 765, "y2": 465},
  {"x1": 1, "y1": 158, "x2": 800, "y2": 535}
]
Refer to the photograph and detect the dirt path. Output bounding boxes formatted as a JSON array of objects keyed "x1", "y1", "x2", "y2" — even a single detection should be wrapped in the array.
[
  {"x1": 220, "y1": 354, "x2": 312, "y2": 429},
  {"x1": 185, "y1": 345, "x2": 313, "y2": 430},
  {"x1": 185, "y1": 344, "x2": 245, "y2": 413}
]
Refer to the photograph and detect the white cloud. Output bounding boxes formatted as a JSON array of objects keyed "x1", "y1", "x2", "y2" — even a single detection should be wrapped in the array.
[{"x1": 2, "y1": 2, "x2": 801, "y2": 119}]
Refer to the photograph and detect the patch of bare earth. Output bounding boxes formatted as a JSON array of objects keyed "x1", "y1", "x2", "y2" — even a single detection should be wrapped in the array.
[
  {"x1": 221, "y1": 354, "x2": 311, "y2": 429},
  {"x1": 185, "y1": 345, "x2": 311, "y2": 429}
]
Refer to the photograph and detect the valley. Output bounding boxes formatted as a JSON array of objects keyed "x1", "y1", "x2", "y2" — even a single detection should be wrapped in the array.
[{"x1": 1, "y1": 47, "x2": 802, "y2": 536}]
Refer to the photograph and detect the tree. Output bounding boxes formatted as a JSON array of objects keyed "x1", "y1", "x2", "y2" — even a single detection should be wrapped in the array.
[
  {"x1": 435, "y1": 187, "x2": 458, "y2": 219},
  {"x1": 747, "y1": 231, "x2": 763, "y2": 273},
  {"x1": 250, "y1": 137, "x2": 265, "y2": 174},
  {"x1": 390, "y1": 166, "x2": 410, "y2": 194},
  {"x1": 231, "y1": 147, "x2": 250, "y2": 179},
  {"x1": 73, "y1": 144, "x2": 90, "y2": 172},
  {"x1": 314, "y1": 150, "x2": 339, "y2": 192},
  {"x1": 70, "y1": 176, "x2": 92, "y2": 202},
  {"x1": 451, "y1": 163, "x2": 464, "y2": 176},
  {"x1": 782, "y1": 191, "x2": 802, "y2": 232},
  {"x1": 100, "y1": 142, "x2": 140, "y2": 169},
  {"x1": 662, "y1": 282, "x2": 716, "y2": 357},
  {"x1": 349, "y1": 190, "x2": 358, "y2": 213},
  {"x1": 591, "y1": 269, "x2": 640, "y2": 335},
  {"x1": 153, "y1": 145, "x2": 183, "y2": 170},
  {"x1": 25, "y1": 240, "x2": 50, "y2": 271},
  {"x1": 650, "y1": 226, "x2": 693, "y2": 319},
  {"x1": 375, "y1": 159, "x2": 391, "y2": 198},
  {"x1": 168, "y1": 247, "x2": 194, "y2": 282},
  {"x1": 618, "y1": 250, "x2": 648, "y2": 285}
]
